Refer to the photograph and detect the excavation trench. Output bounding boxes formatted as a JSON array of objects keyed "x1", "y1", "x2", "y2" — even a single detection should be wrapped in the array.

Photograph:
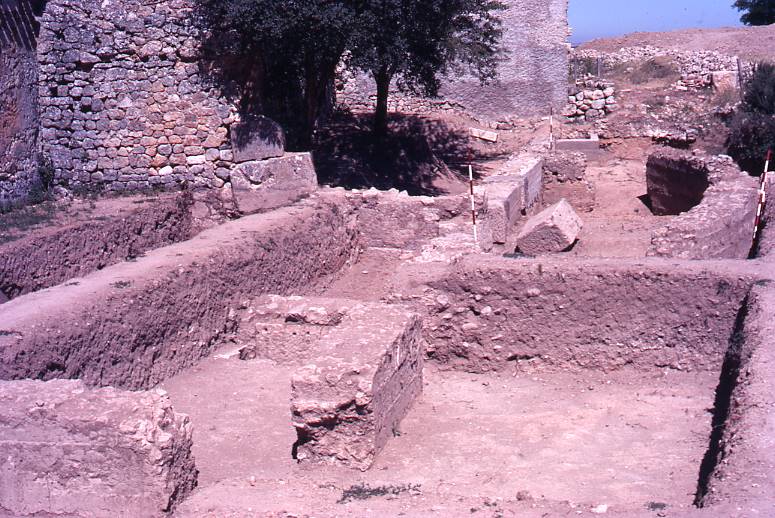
[{"x1": 0, "y1": 192, "x2": 773, "y2": 516}]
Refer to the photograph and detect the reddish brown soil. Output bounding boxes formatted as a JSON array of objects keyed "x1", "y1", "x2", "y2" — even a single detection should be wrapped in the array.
[{"x1": 165, "y1": 351, "x2": 717, "y2": 518}]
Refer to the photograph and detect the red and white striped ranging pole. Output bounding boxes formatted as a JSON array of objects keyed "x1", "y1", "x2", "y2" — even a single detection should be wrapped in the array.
[
  {"x1": 753, "y1": 149, "x2": 772, "y2": 243},
  {"x1": 469, "y1": 164, "x2": 478, "y2": 243}
]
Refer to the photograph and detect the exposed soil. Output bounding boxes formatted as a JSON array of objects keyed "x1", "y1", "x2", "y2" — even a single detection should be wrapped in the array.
[
  {"x1": 578, "y1": 24, "x2": 775, "y2": 63},
  {"x1": 165, "y1": 351, "x2": 717, "y2": 517}
]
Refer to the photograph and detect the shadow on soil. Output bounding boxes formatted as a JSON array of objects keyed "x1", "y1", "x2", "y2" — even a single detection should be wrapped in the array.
[
  {"x1": 312, "y1": 112, "x2": 509, "y2": 196},
  {"x1": 693, "y1": 295, "x2": 751, "y2": 507}
]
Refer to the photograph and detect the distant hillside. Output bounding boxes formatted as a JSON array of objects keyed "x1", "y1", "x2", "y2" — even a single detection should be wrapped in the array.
[{"x1": 578, "y1": 24, "x2": 775, "y2": 62}]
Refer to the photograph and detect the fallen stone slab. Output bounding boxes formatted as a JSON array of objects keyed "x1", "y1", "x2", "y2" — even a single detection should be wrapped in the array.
[
  {"x1": 515, "y1": 199, "x2": 582, "y2": 256},
  {"x1": 0, "y1": 193, "x2": 358, "y2": 389},
  {"x1": 711, "y1": 70, "x2": 739, "y2": 93},
  {"x1": 0, "y1": 379, "x2": 196, "y2": 517},
  {"x1": 230, "y1": 115, "x2": 285, "y2": 163},
  {"x1": 240, "y1": 296, "x2": 423, "y2": 471},
  {"x1": 230, "y1": 153, "x2": 318, "y2": 215}
]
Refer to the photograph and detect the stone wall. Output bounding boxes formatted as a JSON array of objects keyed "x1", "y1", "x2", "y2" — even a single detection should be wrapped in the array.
[
  {"x1": 647, "y1": 150, "x2": 759, "y2": 260},
  {"x1": 0, "y1": 0, "x2": 42, "y2": 209},
  {"x1": 339, "y1": 0, "x2": 570, "y2": 123},
  {"x1": 37, "y1": 0, "x2": 238, "y2": 194}
]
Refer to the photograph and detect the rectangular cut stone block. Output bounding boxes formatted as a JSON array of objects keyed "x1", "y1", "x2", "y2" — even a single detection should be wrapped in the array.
[
  {"x1": 230, "y1": 153, "x2": 318, "y2": 214},
  {"x1": 0, "y1": 379, "x2": 196, "y2": 517},
  {"x1": 289, "y1": 302, "x2": 423, "y2": 471},
  {"x1": 516, "y1": 198, "x2": 582, "y2": 255},
  {"x1": 555, "y1": 134, "x2": 600, "y2": 153},
  {"x1": 478, "y1": 155, "x2": 544, "y2": 249},
  {"x1": 230, "y1": 115, "x2": 286, "y2": 163}
]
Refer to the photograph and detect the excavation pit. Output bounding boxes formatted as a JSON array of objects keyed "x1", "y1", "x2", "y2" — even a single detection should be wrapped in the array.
[
  {"x1": 1, "y1": 191, "x2": 773, "y2": 517},
  {"x1": 165, "y1": 255, "x2": 771, "y2": 517}
]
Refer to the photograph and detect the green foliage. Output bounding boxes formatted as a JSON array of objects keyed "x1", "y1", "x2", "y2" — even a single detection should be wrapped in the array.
[
  {"x1": 195, "y1": 0, "x2": 505, "y2": 139},
  {"x1": 195, "y1": 0, "x2": 358, "y2": 144},
  {"x1": 726, "y1": 111, "x2": 775, "y2": 174},
  {"x1": 734, "y1": 0, "x2": 775, "y2": 26},
  {"x1": 727, "y1": 62, "x2": 775, "y2": 173},
  {"x1": 742, "y1": 62, "x2": 775, "y2": 115},
  {"x1": 349, "y1": 0, "x2": 504, "y2": 134}
]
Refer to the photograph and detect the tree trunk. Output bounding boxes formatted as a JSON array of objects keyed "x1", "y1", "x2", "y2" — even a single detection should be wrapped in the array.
[{"x1": 374, "y1": 67, "x2": 392, "y2": 137}]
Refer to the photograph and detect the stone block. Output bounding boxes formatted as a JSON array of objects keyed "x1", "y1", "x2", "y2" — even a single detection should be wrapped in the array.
[
  {"x1": 711, "y1": 71, "x2": 739, "y2": 93},
  {"x1": 230, "y1": 153, "x2": 318, "y2": 214},
  {"x1": 477, "y1": 155, "x2": 543, "y2": 249},
  {"x1": 554, "y1": 134, "x2": 600, "y2": 153},
  {"x1": 229, "y1": 115, "x2": 285, "y2": 163},
  {"x1": 515, "y1": 199, "x2": 582, "y2": 256},
  {"x1": 286, "y1": 300, "x2": 423, "y2": 471},
  {"x1": 0, "y1": 379, "x2": 197, "y2": 517}
]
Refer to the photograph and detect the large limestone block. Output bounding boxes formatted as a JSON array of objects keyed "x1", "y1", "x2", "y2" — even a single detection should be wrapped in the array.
[
  {"x1": 229, "y1": 115, "x2": 285, "y2": 162},
  {"x1": 230, "y1": 153, "x2": 318, "y2": 214},
  {"x1": 290, "y1": 303, "x2": 423, "y2": 471},
  {"x1": 477, "y1": 155, "x2": 544, "y2": 250},
  {"x1": 516, "y1": 199, "x2": 582, "y2": 255},
  {"x1": 711, "y1": 71, "x2": 739, "y2": 93},
  {"x1": 0, "y1": 379, "x2": 197, "y2": 517}
]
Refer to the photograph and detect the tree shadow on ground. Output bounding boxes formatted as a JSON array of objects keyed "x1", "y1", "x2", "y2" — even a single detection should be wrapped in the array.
[{"x1": 312, "y1": 111, "x2": 510, "y2": 196}]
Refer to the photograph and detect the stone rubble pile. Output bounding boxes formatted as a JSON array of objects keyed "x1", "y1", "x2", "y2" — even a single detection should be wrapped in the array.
[
  {"x1": 563, "y1": 79, "x2": 617, "y2": 121},
  {"x1": 574, "y1": 46, "x2": 743, "y2": 90}
]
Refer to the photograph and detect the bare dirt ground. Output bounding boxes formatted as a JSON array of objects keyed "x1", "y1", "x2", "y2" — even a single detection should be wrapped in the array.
[
  {"x1": 578, "y1": 24, "x2": 775, "y2": 62},
  {"x1": 0, "y1": 195, "x2": 158, "y2": 246},
  {"x1": 164, "y1": 350, "x2": 717, "y2": 518},
  {"x1": 569, "y1": 150, "x2": 667, "y2": 258}
]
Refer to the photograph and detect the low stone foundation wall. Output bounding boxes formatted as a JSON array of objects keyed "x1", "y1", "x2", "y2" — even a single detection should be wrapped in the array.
[
  {"x1": 0, "y1": 193, "x2": 358, "y2": 389},
  {"x1": 342, "y1": 189, "x2": 465, "y2": 250},
  {"x1": 0, "y1": 193, "x2": 195, "y2": 299},
  {"x1": 0, "y1": 379, "x2": 196, "y2": 517},
  {"x1": 542, "y1": 151, "x2": 595, "y2": 213},
  {"x1": 647, "y1": 151, "x2": 758, "y2": 260},
  {"x1": 425, "y1": 256, "x2": 756, "y2": 374}
]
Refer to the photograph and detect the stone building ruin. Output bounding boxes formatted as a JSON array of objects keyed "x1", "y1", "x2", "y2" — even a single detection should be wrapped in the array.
[{"x1": 1, "y1": 0, "x2": 570, "y2": 208}]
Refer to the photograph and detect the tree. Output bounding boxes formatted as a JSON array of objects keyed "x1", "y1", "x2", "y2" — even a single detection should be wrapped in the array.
[
  {"x1": 195, "y1": 0, "x2": 358, "y2": 145},
  {"x1": 734, "y1": 0, "x2": 775, "y2": 26},
  {"x1": 349, "y1": 0, "x2": 505, "y2": 136},
  {"x1": 726, "y1": 63, "x2": 775, "y2": 174}
]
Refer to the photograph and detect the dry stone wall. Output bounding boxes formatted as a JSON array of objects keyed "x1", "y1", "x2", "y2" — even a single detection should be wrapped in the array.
[
  {"x1": 37, "y1": 0, "x2": 238, "y2": 194},
  {"x1": 0, "y1": 0, "x2": 42, "y2": 209}
]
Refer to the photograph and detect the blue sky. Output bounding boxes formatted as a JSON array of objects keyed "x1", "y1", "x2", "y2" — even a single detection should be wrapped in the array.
[{"x1": 569, "y1": 0, "x2": 744, "y2": 44}]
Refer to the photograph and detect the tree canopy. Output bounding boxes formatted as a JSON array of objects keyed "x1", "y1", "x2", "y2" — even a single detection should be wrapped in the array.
[
  {"x1": 734, "y1": 0, "x2": 775, "y2": 26},
  {"x1": 350, "y1": 0, "x2": 504, "y2": 135},
  {"x1": 194, "y1": 0, "x2": 505, "y2": 141}
]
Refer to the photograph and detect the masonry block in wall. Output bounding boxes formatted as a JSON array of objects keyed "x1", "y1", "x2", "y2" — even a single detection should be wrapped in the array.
[
  {"x1": 230, "y1": 115, "x2": 285, "y2": 163},
  {"x1": 230, "y1": 153, "x2": 319, "y2": 214}
]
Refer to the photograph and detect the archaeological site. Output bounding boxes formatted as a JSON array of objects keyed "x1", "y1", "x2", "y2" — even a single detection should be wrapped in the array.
[{"x1": 1, "y1": 0, "x2": 775, "y2": 516}]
